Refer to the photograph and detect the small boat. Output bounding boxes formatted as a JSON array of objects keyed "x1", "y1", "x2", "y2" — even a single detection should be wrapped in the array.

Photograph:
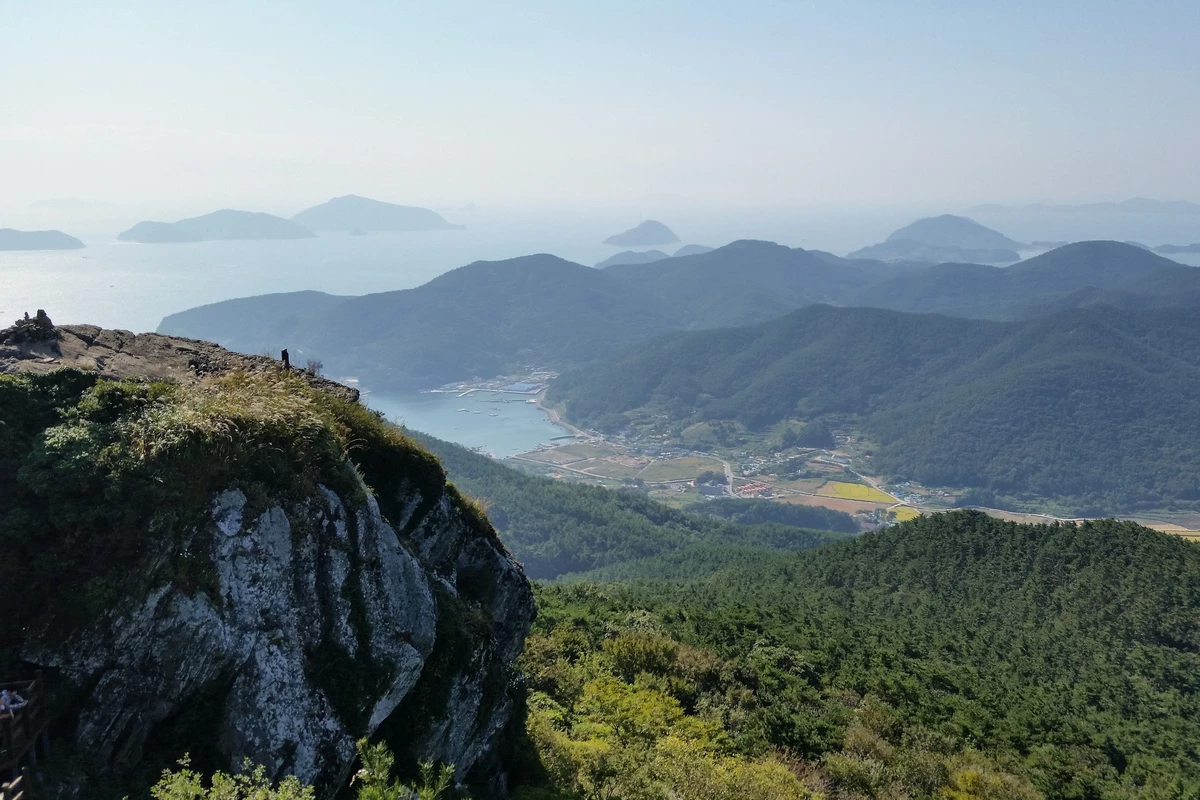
[
  {"x1": 457, "y1": 408, "x2": 468, "y2": 412},
  {"x1": 490, "y1": 413, "x2": 500, "y2": 417},
  {"x1": 526, "y1": 399, "x2": 537, "y2": 404}
]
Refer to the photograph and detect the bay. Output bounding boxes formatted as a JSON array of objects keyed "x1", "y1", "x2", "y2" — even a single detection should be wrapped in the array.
[{"x1": 365, "y1": 389, "x2": 569, "y2": 458}]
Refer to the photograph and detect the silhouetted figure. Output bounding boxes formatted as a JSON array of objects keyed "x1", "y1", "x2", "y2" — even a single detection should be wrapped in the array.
[{"x1": 281, "y1": 348, "x2": 290, "y2": 369}]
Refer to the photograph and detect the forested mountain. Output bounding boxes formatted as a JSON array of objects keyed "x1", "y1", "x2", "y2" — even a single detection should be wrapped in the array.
[
  {"x1": 847, "y1": 241, "x2": 1186, "y2": 318},
  {"x1": 601, "y1": 239, "x2": 879, "y2": 328},
  {"x1": 408, "y1": 431, "x2": 855, "y2": 578},
  {"x1": 520, "y1": 512, "x2": 1200, "y2": 799},
  {"x1": 551, "y1": 303, "x2": 1200, "y2": 511},
  {"x1": 157, "y1": 290, "x2": 348, "y2": 356},
  {"x1": 159, "y1": 240, "x2": 1200, "y2": 391},
  {"x1": 163, "y1": 254, "x2": 680, "y2": 388},
  {"x1": 159, "y1": 241, "x2": 881, "y2": 386}
]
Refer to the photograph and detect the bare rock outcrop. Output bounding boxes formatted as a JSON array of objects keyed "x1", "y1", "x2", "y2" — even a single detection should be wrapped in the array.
[
  {"x1": 4, "y1": 315, "x2": 534, "y2": 797},
  {"x1": 0, "y1": 313, "x2": 358, "y2": 402}
]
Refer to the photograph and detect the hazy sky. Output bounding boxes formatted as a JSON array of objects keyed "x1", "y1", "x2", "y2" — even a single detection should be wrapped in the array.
[{"x1": 4, "y1": 0, "x2": 1199, "y2": 215}]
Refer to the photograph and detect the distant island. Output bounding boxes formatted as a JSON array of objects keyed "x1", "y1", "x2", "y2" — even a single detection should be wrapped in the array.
[
  {"x1": 673, "y1": 244, "x2": 713, "y2": 257},
  {"x1": 117, "y1": 210, "x2": 315, "y2": 243},
  {"x1": 849, "y1": 214, "x2": 1024, "y2": 263},
  {"x1": 1154, "y1": 243, "x2": 1200, "y2": 254},
  {"x1": 595, "y1": 249, "x2": 670, "y2": 268},
  {"x1": 604, "y1": 220, "x2": 679, "y2": 246},
  {"x1": 291, "y1": 194, "x2": 464, "y2": 232},
  {"x1": 0, "y1": 228, "x2": 85, "y2": 250}
]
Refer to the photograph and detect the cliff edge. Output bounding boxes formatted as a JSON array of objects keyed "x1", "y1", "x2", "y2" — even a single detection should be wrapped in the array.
[{"x1": 0, "y1": 314, "x2": 534, "y2": 797}]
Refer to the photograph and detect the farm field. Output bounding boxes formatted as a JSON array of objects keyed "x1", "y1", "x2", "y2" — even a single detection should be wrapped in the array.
[
  {"x1": 891, "y1": 506, "x2": 921, "y2": 521},
  {"x1": 780, "y1": 494, "x2": 894, "y2": 514},
  {"x1": 518, "y1": 441, "x2": 622, "y2": 465},
  {"x1": 639, "y1": 456, "x2": 725, "y2": 482},
  {"x1": 557, "y1": 441, "x2": 623, "y2": 459},
  {"x1": 820, "y1": 481, "x2": 896, "y2": 503},
  {"x1": 767, "y1": 477, "x2": 827, "y2": 493},
  {"x1": 576, "y1": 460, "x2": 646, "y2": 481}
]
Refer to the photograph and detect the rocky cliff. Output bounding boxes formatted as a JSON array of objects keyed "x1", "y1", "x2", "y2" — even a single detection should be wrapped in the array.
[{"x1": 0, "y1": 316, "x2": 534, "y2": 797}]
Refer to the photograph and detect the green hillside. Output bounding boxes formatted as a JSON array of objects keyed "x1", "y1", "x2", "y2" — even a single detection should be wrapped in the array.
[
  {"x1": 408, "y1": 431, "x2": 855, "y2": 578},
  {"x1": 518, "y1": 512, "x2": 1200, "y2": 799},
  {"x1": 550, "y1": 304, "x2": 1200, "y2": 512},
  {"x1": 163, "y1": 254, "x2": 681, "y2": 389}
]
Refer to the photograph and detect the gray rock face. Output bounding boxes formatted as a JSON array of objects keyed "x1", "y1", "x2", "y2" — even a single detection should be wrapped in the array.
[{"x1": 23, "y1": 470, "x2": 534, "y2": 797}]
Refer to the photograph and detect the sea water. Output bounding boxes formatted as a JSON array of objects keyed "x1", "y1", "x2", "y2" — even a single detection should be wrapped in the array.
[
  {"x1": 366, "y1": 390, "x2": 569, "y2": 458},
  {"x1": 0, "y1": 214, "x2": 622, "y2": 334}
]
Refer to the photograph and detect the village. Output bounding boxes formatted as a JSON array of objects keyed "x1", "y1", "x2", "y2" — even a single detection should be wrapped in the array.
[{"x1": 424, "y1": 370, "x2": 940, "y2": 530}]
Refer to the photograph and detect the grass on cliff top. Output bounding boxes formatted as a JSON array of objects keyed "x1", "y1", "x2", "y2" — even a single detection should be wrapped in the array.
[{"x1": 0, "y1": 367, "x2": 479, "y2": 639}]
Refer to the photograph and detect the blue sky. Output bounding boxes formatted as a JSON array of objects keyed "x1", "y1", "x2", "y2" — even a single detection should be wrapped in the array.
[{"x1": 3, "y1": 0, "x2": 1198, "y2": 213}]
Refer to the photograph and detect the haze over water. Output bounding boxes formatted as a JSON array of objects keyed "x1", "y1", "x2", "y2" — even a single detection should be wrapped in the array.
[{"x1": 6, "y1": 206, "x2": 1200, "y2": 336}]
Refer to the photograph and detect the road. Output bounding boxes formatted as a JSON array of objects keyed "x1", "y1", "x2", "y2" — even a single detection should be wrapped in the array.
[
  {"x1": 721, "y1": 458, "x2": 736, "y2": 496},
  {"x1": 534, "y1": 392, "x2": 593, "y2": 439}
]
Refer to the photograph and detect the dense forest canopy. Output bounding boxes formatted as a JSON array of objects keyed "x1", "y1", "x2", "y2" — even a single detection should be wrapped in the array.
[{"x1": 515, "y1": 512, "x2": 1200, "y2": 799}]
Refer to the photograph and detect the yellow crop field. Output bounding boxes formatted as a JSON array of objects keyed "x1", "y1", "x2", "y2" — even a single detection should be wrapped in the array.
[
  {"x1": 824, "y1": 481, "x2": 895, "y2": 503},
  {"x1": 891, "y1": 506, "x2": 921, "y2": 521}
]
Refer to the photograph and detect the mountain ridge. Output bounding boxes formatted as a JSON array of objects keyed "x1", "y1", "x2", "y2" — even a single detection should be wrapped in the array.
[{"x1": 160, "y1": 240, "x2": 1200, "y2": 391}]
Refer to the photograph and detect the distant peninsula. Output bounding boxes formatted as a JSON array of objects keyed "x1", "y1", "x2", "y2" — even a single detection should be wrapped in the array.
[
  {"x1": 604, "y1": 220, "x2": 679, "y2": 246},
  {"x1": 849, "y1": 214, "x2": 1024, "y2": 263},
  {"x1": 291, "y1": 194, "x2": 464, "y2": 232},
  {"x1": 0, "y1": 228, "x2": 85, "y2": 250},
  {"x1": 1154, "y1": 243, "x2": 1200, "y2": 255},
  {"x1": 118, "y1": 210, "x2": 315, "y2": 243}
]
